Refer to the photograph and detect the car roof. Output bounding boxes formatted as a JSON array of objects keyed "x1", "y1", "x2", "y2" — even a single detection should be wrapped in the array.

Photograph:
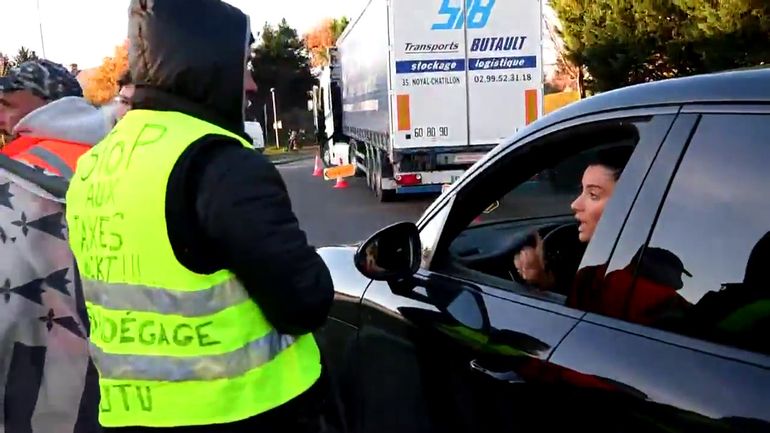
[
  {"x1": 420, "y1": 68, "x2": 770, "y2": 229},
  {"x1": 536, "y1": 68, "x2": 770, "y2": 130},
  {"x1": 460, "y1": 68, "x2": 770, "y2": 191}
]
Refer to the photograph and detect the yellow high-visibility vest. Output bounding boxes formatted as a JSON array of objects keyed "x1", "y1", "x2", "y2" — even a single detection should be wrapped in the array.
[{"x1": 66, "y1": 109, "x2": 321, "y2": 428}]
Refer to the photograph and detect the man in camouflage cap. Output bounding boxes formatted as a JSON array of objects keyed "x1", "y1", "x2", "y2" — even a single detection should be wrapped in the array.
[
  {"x1": 0, "y1": 59, "x2": 81, "y2": 147},
  {"x1": 0, "y1": 59, "x2": 83, "y2": 98},
  {"x1": 1, "y1": 59, "x2": 85, "y2": 138},
  {"x1": 0, "y1": 59, "x2": 111, "y2": 172}
]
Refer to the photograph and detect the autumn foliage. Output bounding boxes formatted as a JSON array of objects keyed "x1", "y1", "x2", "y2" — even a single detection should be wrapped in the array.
[
  {"x1": 304, "y1": 17, "x2": 349, "y2": 67},
  {"x1": 82, "y1": 41, "x2": 129, "y2": 106}
]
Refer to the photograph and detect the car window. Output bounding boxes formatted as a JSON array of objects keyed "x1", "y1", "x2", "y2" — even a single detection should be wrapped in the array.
[
  {"x1": 619, "y1": 114, "x2": 770, "y2": 355},
  {"x1": 439, "y1": 117, "x2": 663, "y2": 303},
  {"x1": 476, "y1": 148, "x2": 622, "y2": 224}
]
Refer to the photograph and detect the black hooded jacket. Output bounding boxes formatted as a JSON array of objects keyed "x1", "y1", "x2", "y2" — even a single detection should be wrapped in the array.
[{"x1": 126, "y1": 0, "x2": 334, "y2": 336}]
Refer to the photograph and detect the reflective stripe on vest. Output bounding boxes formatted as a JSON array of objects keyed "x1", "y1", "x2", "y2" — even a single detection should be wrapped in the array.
[
  {"x1": 11, "y1": 138, "x2": 89, "y2": 179},
  {"x1": 27, "y1": 144, "x2": 75, "y2": 179},
  {"x1": 83, "y1": 279, "x2": 251, "y2": 316},
  {"x1": 65, "y1": 110, "x2": 321, "y2": 428},
  {"x1": 89, "y1": 330, "x2": 296, "y2": 381}
]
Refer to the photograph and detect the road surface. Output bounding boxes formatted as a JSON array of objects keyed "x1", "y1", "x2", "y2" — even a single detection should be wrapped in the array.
[{"x1": 278, "y1": 158, "x2": 435, "y2": 247}]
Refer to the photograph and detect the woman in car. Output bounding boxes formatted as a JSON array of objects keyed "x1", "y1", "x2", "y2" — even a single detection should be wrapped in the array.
[
  {"x1": 513, "y1": 147, "x2": 691, "y2": 326},
  {"x1": 514, "y1": 146, "x2": 632, "y2": 290}
]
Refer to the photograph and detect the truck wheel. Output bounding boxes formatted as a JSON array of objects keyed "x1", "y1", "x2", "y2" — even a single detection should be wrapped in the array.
[
  {"x1": 365, "y1": 145, "x2": 374, "y2": 190},
  {"x1": 321, "y1": 141, "x2": 332, "y2": 167},
  {"x1": 374, "y1": 151, "x2": 395, "y2": 203},
  {"x1": 351, "y1": 142, "x2": 365, "y2": 177}
]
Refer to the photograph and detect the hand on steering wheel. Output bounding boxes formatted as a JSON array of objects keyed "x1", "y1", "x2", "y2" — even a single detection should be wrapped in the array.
[{"x1": 512, "y1": 232, "x2": 555, "y2": 289}]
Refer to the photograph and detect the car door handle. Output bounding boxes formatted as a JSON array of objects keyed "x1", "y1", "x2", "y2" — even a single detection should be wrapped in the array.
[{"x1": 469, "y1": 359, "x2": 526, "y2": 384}]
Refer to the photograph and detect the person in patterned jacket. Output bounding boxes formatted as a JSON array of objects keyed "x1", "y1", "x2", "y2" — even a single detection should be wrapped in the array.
[{"x1": 0, "y1": 59, "x2": 109, "y2": 432}]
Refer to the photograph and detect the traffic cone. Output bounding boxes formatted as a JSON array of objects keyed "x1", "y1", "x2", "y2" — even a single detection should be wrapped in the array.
[
  {"x1": 333, "y1": 174, "x2": 349, "y2": 189},
  {"x1": 312, "y1": 155, "x2": 323, "y2": 177},
  {"x1": 333, "y1": 156, "x2": 349, "y2": 188}
]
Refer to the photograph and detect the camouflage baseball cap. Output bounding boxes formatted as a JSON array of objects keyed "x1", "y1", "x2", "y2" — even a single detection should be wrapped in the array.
[{"x1": 0, "y1": 59, "x2": 83, "y2": 100}]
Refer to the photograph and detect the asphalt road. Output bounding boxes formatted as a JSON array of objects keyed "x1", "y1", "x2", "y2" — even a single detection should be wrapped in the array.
[{"x1": 277, "y1": 158, "x2": 435, "y2": 247}]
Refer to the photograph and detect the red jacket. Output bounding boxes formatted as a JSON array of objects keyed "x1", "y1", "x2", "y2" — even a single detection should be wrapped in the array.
[{"x1": 569, "y1": 265, "x2": 690, "y2": 326}]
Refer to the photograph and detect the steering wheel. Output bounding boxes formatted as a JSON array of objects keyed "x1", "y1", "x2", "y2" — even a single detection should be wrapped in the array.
[
  {"x1": 542, "y1": 222, "x2": 580, "y2": 270},
  {"x1": 510, "y1": 222, "x2": 580, "y2": 286}
]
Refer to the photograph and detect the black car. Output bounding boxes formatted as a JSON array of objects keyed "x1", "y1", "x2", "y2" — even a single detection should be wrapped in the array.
[{"x1": 316, "y1": 68, "x2": 770, "y2": 433}]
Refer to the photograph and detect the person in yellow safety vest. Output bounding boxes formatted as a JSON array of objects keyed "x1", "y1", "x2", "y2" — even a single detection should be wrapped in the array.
[{"x1": 65, "y1": 0, "x2": 335, "y2": 432}]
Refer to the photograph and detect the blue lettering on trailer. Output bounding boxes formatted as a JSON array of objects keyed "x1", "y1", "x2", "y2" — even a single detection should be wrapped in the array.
[
  {"x1": 431, "y1": 0, "x2": 496, "y2": 30},
  {"x1": 469, "y1": 56, "x2": 537, "y2": 71},
  {"x1": 395, "y1": 59, "x2": 466, "y2": 74}
]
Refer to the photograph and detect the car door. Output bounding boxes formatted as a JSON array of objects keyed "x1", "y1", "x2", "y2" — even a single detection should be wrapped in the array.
[
  {"x1": 314, "y1": 246, "x2": 376, "y2": 433},
  {"x1": 550, "y1": 106, "x2": 770, "y2": 432},
  {"x1": 350, "y1": 108, "x2": 679, "y2": 433}
]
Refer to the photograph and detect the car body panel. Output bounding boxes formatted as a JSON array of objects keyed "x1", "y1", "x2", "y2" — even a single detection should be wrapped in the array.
[
  {"x1": 316, "y1": 70, "x2": 770, "y2": 433},
  {"x1": 354, "y1": 272, "x2": 580, "y2": 433},
  {"x1": 551, "y1": 317, "x2": 770, "y2": 430},
  {"x1": 317, "y1": 246, "x2": 370, "y2": 326}
]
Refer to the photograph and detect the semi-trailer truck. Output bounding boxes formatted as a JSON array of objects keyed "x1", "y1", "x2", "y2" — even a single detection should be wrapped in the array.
[{"x1": 310, "y1": 0, "x2": 544, "y2": 201}]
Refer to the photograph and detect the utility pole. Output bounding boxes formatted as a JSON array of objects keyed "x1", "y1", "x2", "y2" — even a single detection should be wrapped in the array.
[
  {"x1": 270, "y1": 88, "x2": 280, "y2": 149},
  {"x1": 263, "y1": 103, "x2": 269, "y2": 146},
  {"x1": 36, "y1": 0, "x2": 47, "y2": 58}
]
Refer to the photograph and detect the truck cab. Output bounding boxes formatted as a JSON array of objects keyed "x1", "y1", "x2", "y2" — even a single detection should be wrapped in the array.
[{"x1": 244, "y1": 120, "x2": 265, "y2": 152}]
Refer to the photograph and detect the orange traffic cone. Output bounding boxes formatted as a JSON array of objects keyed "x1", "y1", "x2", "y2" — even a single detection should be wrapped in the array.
[
  {"x1": 333, "y1": 175, "x2": 349, "y2": 189},
  {"x1": 312, "y1": 155, "x2": 323, "y2": 177},
  {"x1": 333, "y1": 156, "x2": 349, "y2": 188}
]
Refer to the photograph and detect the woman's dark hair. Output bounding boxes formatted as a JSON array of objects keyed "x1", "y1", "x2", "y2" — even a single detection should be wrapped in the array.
[
  {"x1": 117, "y1": 70, "x2": 133, "y2": 88},
  {"x1": 589, "y1": 146, "x2": 634, "y2": 181}
]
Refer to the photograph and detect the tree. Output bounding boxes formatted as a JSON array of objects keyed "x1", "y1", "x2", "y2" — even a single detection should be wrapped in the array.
[
  {"x1": 304, "y1": 17, "x2": 350, "y2": 67},
  {"x1": 550, "y1": 0, "x2": 770, "y2": 93},
  {"x1": 0, "y1": 52, "x2": 10, "y2": 76},
  {"x1": 13, "y1": 47, "x2": 39, "y2": 66},
  {"x1": 249, "y1": 19, "x2": 316, "y2": 134},
  {"x1": 82, "y1": 41, "x2": 129, "y2": 106},
  {"x1": 543, "y1": 6, "x2": 581, "y2": 95},
  {"x1": 674, "y1": 0, "x2": 770, "y2": 71}
]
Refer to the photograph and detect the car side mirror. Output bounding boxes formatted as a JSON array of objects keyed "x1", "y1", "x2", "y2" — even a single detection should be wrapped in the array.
[{"x1": 354, "y1": 221, "x2": 421, "y2": 281}]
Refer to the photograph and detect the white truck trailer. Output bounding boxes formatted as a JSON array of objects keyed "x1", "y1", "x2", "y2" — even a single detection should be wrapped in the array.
[{"x1": 312, "y1": 0, "x2": 544, "y2": 201}]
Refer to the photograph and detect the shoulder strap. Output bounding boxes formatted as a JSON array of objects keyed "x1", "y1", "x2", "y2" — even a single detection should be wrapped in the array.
[{"x1": 26, "y1": 144, "x2": 75, "y2": 180}]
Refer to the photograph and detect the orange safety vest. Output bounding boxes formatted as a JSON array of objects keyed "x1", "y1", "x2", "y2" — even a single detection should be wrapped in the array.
[{"x1": 1, "y1": 135, "x2": 90, "y2": 178}]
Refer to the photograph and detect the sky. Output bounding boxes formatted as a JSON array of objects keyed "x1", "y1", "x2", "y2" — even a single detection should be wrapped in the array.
[{"x1": 0, "y1": 0, "x2": 368, "y2": 68}]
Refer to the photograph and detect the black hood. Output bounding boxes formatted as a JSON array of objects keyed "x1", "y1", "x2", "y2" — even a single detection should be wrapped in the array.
[{"x1": 128, "y1": 0, "x2": 251, "y2": 134}]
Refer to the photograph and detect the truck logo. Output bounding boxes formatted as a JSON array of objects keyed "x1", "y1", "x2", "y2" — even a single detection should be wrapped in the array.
[
  {"x1": 470, "y1": 36, "x2": 527, "y2": 52},
  {"x1": 432, "y1": 0, "x2": 496, "y2": 30}
]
